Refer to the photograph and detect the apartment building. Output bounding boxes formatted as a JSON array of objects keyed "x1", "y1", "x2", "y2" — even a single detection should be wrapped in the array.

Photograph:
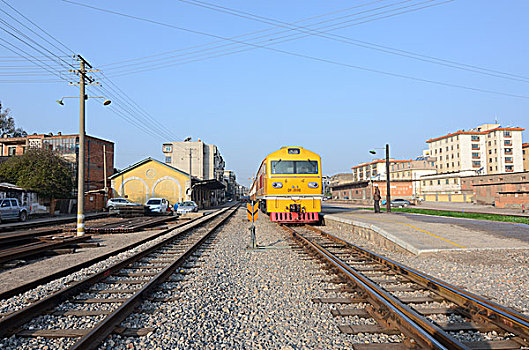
[
  {"x1": 0, "y1": 132, "x2": 114, "y2": 192},
  {"x1": 522, "y1": 143, "x2": 529, "y2": 171},
  {"x1": 426, "y1": 124, "x2": 524, "y2": 175},
  {"x1": 162, "y1": 139, "x2": 225, "y2": 181},
  {"x1": 351, "y1": 159, "x2": 392, "y2": 182}
]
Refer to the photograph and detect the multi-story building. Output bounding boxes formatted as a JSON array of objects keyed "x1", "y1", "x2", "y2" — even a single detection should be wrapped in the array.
[
  {"x1": 351, "y1": 159, "x2": 392, "y2": 182},
  {"x1": 162, "y1": 139, "x2": 225, "y2": 181},
  {"x1": 223, "y1": 170, "x2": 237, "y2": 200},
  {"x1": 426, "y1": 124, "x2": 524, "y2": 175},
  {"x1": 0, "y1": 132, "x2": 114, "y2": 192},
  {"x1": 522, "y1": 143, "x2": 529, "y2": 171},
  {"x1": 390, "y1": 157, "x2": 437, "y2": 198}
]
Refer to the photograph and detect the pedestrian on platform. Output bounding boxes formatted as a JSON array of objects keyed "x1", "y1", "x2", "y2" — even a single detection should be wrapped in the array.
[{"x1": 373, "y1": 186, "x2": 381, "y2": 213}]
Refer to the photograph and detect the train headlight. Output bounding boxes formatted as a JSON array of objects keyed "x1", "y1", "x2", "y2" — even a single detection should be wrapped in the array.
[
  {"x1": 272, "y1": 182, "x2": 283, "y2": 188},
  {"x1": 308, "y1": 182, "x2": 319, "y2": 188}
]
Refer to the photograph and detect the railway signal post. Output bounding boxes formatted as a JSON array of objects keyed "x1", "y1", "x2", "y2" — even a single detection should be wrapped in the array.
[{"x1": 247, "y1": 200, "x2": 259, "y2": 248}]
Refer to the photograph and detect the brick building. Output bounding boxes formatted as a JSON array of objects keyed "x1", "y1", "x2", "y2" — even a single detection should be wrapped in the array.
[
  {"x1": 461, "y1": 171, "x2": 529, "y2": 209},
  {"x1": 0, "y1": 133, "x2": 114, "y2": 194},
  {"x1": 330, "y1": 172, "x2": 413, "y2": 204}
]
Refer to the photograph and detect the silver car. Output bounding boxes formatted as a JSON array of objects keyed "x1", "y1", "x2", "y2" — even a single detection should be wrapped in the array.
[
  {"x1": 176, "y1": 201, "x2": 198, "y2": 214},
  {"x1": 0, "y1": 198, "x2": 29, "y2": 223},
  {"x1": 106, "y1": 198, "x2": 141, "y2": 210}
]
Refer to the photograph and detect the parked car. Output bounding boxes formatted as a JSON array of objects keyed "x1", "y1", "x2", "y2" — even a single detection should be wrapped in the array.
[
  {"x1": 145, "y1": 198, "x2": 170, "y2": 214},
  {"x1": 106, "y1": 198, "x2": 141, "y2": 210},
  {"x1": 176, "y1": 201, "x2": 198, "y2": 214},
  {"x1": 390, "y1": 199, "x2": 411, "y2": 208},
  {"x1": 0, "y1": 198, "x2": 29, "y2": 223}
]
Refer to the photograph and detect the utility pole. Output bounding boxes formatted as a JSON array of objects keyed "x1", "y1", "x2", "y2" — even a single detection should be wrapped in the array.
[
  {"x1": 188, "y1": 148, "x2": 192, "y2": 201},
  {"x1": 70, "y1": 55, "x2": 98, "y2": 236},
  {"x1": 385, "y1": 143, "x2": 391, "y2": 213},
  {"x1": 103, "y1": 144, "x2": 108, "y2": 204}
]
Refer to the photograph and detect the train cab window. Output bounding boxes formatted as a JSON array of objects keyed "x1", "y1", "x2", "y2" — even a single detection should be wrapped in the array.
[
  {"x1": 287, "y1": 148, "x2": 300, "y2": 154},
  {"x1": 271, "y1": 160, "x2": 318, "y2": 174}
]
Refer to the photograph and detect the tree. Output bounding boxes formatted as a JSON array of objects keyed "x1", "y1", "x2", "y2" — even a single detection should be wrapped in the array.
[
  {"x1": 0, "y1": 102, "x2": 27, "y2": 137},
  {"x1": 0, "y1": 148, "x2": 74, "y2": 199}
]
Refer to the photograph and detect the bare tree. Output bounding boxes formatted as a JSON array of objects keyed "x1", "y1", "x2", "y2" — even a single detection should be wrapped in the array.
[{"x1": 0, "y1": 101, "x2": 27, "y2": 137}]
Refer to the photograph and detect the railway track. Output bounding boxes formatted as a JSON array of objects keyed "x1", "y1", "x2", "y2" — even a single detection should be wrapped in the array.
[
  {"x1": 0, "y1": 205, "x2": 237, "y2": 349},
  {"x1": 284, "y1": 224, "x2": 529, "y2": 349}
]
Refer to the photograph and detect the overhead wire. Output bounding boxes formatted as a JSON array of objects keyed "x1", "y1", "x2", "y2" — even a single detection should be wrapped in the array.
[
  {"x1": 98, "y1": 0, "x2": 399, "y2": 69},
  {"x1": 95, "y1": 0, "x2": 428, "y2": 72},
  {"x1": 0, "y1": 0, "x2": 184, "y2": 144},
  {"x1": 62, "y1": 1, "x2": 529, "y2": 99},
  {"x1": 176, "y1": 0, "x2": 529, "y2": 84},
  {"x1": 103, "y1": 0, "x2": 455, "y2": 77}
]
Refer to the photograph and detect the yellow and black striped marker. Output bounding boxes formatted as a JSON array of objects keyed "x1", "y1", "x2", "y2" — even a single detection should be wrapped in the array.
[{"x1": 246, "y1": 201, "x2": 259, "y2": 222}]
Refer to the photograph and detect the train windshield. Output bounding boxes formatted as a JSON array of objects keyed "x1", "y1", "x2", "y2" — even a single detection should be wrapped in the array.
[{"x1": 271, "y1": 160, "x2": 318, "y2": 174}]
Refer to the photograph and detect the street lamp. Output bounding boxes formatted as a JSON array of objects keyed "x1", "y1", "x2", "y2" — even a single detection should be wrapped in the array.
[
  {"x1": 57, "y1": 95, "x2": 111, "y2": 236},
  {"x1": 369, "y1": 144, "x2": 391, "y2": 213}
]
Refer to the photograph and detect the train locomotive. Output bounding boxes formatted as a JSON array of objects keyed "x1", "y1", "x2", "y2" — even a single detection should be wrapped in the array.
[{"x1": 250, "y1": 147, "x2": 322, "y2": 223}]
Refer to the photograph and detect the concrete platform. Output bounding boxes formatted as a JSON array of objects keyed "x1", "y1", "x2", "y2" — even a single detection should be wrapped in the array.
[{"x1": 323, "y1": 207, "x2": 529, "y2": 255}]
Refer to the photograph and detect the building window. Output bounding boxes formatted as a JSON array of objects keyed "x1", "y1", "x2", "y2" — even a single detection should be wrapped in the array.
[
  {"x1": 504, "y1": 131, "x2": 511, "y2": 137},
  {"x1": 440, "y1": 156, "x2": 443, "y2": 160},
  {"x1": 471, "y1": 135, "x2": 480, "y2": 141},
  {"x1": 165, "y1": 156, "x2": 172, "y2": 163},
  {"x1": 490, "y1": 166, "x2": 493, "y2": 171},
  {"x1": 439, "y1": 148, "x2": 442, "y2": 153},
  {"x1": 7, "y1": 146, "x2": 16, "y2": 156},
  {"x1": 472, "y1": 161, "x2": 481, "y2": 167},
  {"x1": 446, "y1": 146, "x2": 449, "y2": 151},
  {"x1": 488, "y1": 150, "x2": 492, "y2": 154},
  {"x1": 163, "y1": 144, "x2": 172, "y2": 152},
  {"x1": 430, "y1": 181, "x2": 433, "y2": 185},
  {"x1": 423, "y1": 181, "x2": 426, "y2": 186},
  {"x1": 454, "y1": 179, "x2": 459, "y2": 184},
  {"x1": 488, "y1": 141, "x2": 491, "y2": 146},
  {"x1": 505, "y1": 140, "x2": 512, "y2": 146},
  {"x1": 472, "y1": 152, "x2": 480, "y2": 159},
  {"x1": 506, "y1": 165, "x2": 514, "y2": 172},
  {"x1": 471, "y1": 144, "x2": 480, "y2": 150},
  {"x1": 505, "y1": 148, "x2": 512, "y2": 155},
  {"x1": 489, "y1": 158, "x2": 492, "y2": 163},
  {"x1": 452, "y1": 162, "x2": 455, "y2": 167},
  {"x1": 505, "y1": 157, "x2": 513, "y2": 163},
  {"x1": 445, "y1": 179, "x2": 449, "y2": 184}
]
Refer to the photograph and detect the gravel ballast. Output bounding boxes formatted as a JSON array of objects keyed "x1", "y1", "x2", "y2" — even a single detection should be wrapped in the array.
[{"x1": 100, "y1": 209, "x2": 398, "y2": 349}]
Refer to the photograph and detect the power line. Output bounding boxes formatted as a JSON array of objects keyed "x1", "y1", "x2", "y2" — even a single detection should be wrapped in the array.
[
  {"x1": 98, "y1": 0, "x2": 400, "y2": 69},
  {"x1": 67, "y1": 1, "x2": 529, "y2": 99},
  {"x1": 103, "y1": 0, "x2": 457, "y2": 76},
  {"x1": 97, "y1": 0, "x2": 426, "y2": 71},
  {"x1": 175, "y1": 0, "x2": 529, "y2": 84},
  {"x1": 0, "y1": 1, "x2": 186, "y2": 145}
]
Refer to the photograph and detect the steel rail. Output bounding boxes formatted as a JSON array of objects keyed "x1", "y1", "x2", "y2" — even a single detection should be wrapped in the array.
[
  {"x1": 285, "y1": 226, "x2": 466, "y2": 350},
  {"x1": 0, "y1": 215, "x2": 204, "y2": 301},
  {"x1": 306, "y1": 225, "x2": 529, "y2": 341},
  {"x1": 0, "y1": 207, "x2": 231, "y2": 337},
  {"x1": 70, "y1": 205, "x2": 238, "y2": 349}
]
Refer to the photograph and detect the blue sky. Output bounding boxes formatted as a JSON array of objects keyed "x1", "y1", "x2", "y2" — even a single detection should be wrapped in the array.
[{"x1": 1, "y1": 0, "x2": 528, "y2": 186}]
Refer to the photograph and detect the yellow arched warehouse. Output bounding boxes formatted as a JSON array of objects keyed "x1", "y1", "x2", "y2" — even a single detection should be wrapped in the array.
[{"x1": 109, "y1": 158, "x2": 189, "y2": 206}]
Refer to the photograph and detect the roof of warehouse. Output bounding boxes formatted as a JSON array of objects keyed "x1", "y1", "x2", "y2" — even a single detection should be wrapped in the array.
[{"x1": 109, "y1": 157, "x2": 190, "y2": 179}]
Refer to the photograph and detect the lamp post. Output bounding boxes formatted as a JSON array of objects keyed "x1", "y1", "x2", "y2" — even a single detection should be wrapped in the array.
[{"x1": 369, "y1": 143, "x2": 391, "y2": 213}]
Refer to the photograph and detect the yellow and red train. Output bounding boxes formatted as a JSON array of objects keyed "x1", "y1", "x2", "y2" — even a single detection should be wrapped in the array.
[{"x1": 250, "y1": 147, "x2": 322, "y2": 223}]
